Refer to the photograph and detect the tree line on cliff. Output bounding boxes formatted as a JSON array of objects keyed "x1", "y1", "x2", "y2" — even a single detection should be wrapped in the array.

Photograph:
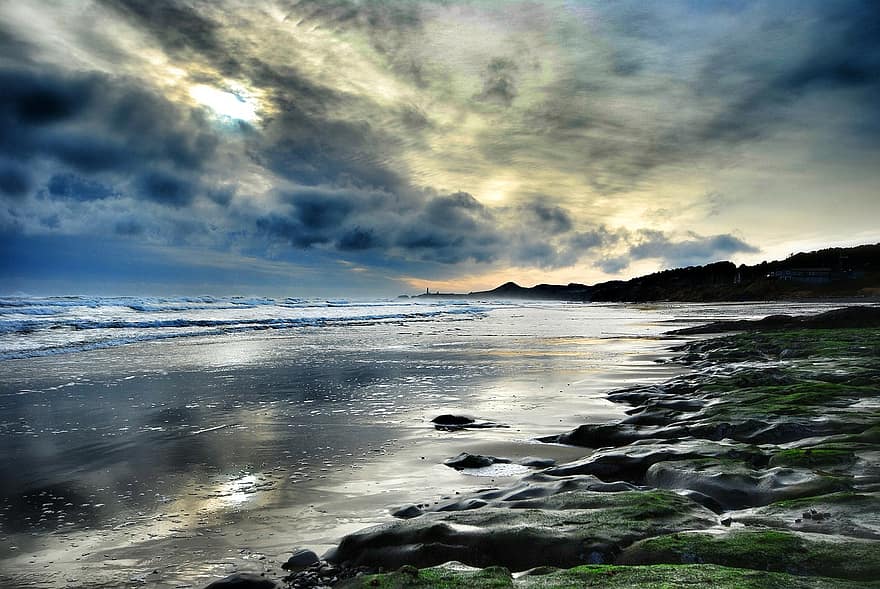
[{"x1": 454, "y1": 243, "x2": 880, "y2": 302}]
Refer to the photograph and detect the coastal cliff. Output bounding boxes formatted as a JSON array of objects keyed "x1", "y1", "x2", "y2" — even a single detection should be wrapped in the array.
[{"x1": 422, "y1": 243, "x2": 880, "y2": 302}]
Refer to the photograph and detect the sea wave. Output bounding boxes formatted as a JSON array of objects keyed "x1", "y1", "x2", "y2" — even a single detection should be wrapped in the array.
[{"x1": 0, "y1": 296, "x2": 493, "y2": 360}]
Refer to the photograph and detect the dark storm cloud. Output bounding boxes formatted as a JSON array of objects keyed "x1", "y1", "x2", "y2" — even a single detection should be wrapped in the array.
[
  {"x1": 102, "y1": 0, "x2": 419, "y2": 195},
  {"x1": 3, "y1": 0, "x2": 875, "y2": 294},
  {"x1": 47, "y1": 173, "x2": 116, "y2": 201},
  {"x1": 98, "y1": 0, "x2": 231, "y2": 67},
  {"x1": 521, "y1": 202, "x2": 573, "y2": 234},
  {"x1": 596, "y1": 256, "x2": 630, "y2": 275},
  {"x1": 475, "y1": 58, "x2": 519, "y2": 107},
  {"x1": 256, "y1": 188, "x2": 510, "y2": 265},
  {"x1": 691, "y1": 1, "x2": 880, "y2": 148},
  {"x1": 0, "y1": 25, "x2": 35, "y2": 67},
  {"x1": 628, "y1": 230, "x2": 759, "y2": 268},
  {"x1": 287, "y1": 0, "x2": 427, "y2": 86},
  {"x1": 261, "y1": 113, "x2": 407, "y2": 192},
  {"x1": 492, "y1": 0, "x2": 880, "y2": 193},
  {"x1": 395, "y1": 192, "x2": 503, "y2": 264},
  {"x1": 0, "y1": 158, "x2": 32, "y2": 198},
  {"x1": 255, "y1": 188, "x2": 619, "y2": 269},
  {"x1": 0, "y1": 66, "x2": 220, "y2": 206},
  {"x1": 114, "y1": 218, "x2": 145, "y2": 236},
  {"x1": 337, "y1": 227, "x2": 382, "y2": 251},
  {"x1": 136, "y1": 171, "x2": 196, "y2": 208}
]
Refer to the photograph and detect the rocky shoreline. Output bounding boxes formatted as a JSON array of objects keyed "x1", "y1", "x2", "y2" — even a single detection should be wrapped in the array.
[{"x1": 206, "y1": 307, "x2": 880, "y2": 588}]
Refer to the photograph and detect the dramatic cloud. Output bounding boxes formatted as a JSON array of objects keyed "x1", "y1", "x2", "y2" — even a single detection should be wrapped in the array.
[
  {"x1": 0, "y1": 0, "x2": 877, "y2": 294},
  {"x1": 628, "y1": 230, "x2": 760, "y2": 269}
]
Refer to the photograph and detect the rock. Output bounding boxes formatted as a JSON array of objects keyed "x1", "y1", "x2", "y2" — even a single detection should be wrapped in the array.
[
  {"x1": 443, "y1": 452, "x2": 510, "y2": 470},
  {"x1": 412, "y1": 473, "x2": 639, "y2": 515},
  {"x1": 336, "y1": 563, "x2": 878, "y2": 588},
  {"x1": 391, "y1": 504, "x2": 423, "y2": 519},
  {"x1": 517, "y1": 457, "x2": 556, "y2": 468},
  {"x1": 204, "y1": 573, "x2": 280, "y2": 589},
  {"x1": 282, "y1": 548, "x2": 320, "y2": 570},
  {"x1": 669, "y1": 307, "x2": 880, "y2": 335},
  {"x1": 336, "y1": 562, "x2": 514, "y2": 588},
  {"x1": 645, "y1": 459, "x2": 851, "y2": 510},
  {"x1": 676, "y1": 489, "x2": 725, "y2": 513},
  {"x1": 622, "y1": 408, "x2": 685, "y2": 426},
  {"x1": 617, "y1": 529, "x2": 880, "y2": 581},
  {"x1": 538, "y1": 422, "x2": 668, "y2": 447},
  {"x1": 545, "y1": 439, "x2": 766, "y2": 483},
  {"x1": 432, "y1": 415, "x2": 475, "y2": 426},
  {"x1": 436, "y1": 498, "x2": 488, "y2": 511},
  {"x1": 730, "y1": 492, "x2": 880, "y2": 539},
  {"x1": 431, "y1": 415, "x2": 509, "y2": 431},
  {"x1": 684, "y1": 417, "x2": 864, "y2": 445},
  {"x1": 328, "y1": 490, "x2": 716, "y2": 571}
]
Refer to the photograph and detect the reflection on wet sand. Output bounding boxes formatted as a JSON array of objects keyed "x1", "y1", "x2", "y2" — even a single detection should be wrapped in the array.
[{"x1": 1, "y1": 302, "x2": 844, "y2": 588}]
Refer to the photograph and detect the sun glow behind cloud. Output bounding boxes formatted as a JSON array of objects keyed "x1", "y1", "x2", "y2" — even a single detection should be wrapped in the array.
[
  {"x1": 189, "y1": 84, "x2": 259, "y2": 122},
  {"x1": 1, "y1": 1, "x2": 878, "y2": 296}
]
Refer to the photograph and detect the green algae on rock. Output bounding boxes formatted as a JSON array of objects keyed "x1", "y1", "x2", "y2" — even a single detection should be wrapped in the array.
[
  {"x1": 327, "y1": 490, "x2": 717, "y2": 571},
  {"x1": 328, "y1": 320, "x2": 880, "y2": 589},
  {"x1": 338, "y1": 563, "x2": 880, "y2": 589},
  {"x1": 645, "y1": 458, "x2": 852, "y2": 510},
  {"x1": 730, "y1": 492, "x2": 880, "y2": 540},
  {"x1": 617, "y1": 529, "x2": 880, "y2": 581}
]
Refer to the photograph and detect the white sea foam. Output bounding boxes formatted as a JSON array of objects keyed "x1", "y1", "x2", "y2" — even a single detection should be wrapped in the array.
[{"x1": 0, "y1": 296, "x2": 496, "y2": 359}]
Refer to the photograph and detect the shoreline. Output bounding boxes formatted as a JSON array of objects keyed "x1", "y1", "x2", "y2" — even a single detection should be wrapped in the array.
[
  {"x1": 4, "y1": 303, "x2": 876, "y2": 588},
  {"x1": 1, "y1": 304, "x2": 700, "y2": 589},
  {"x1": 291, "y1": 307, "x2": 880, "y2": 588}
]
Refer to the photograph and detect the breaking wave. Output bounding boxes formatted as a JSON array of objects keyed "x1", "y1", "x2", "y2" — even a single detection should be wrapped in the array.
[{"x1": 0, "y1": 296, "x2": 492, "y2": 360}]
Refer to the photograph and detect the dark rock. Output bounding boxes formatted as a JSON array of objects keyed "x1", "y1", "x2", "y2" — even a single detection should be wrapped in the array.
[
  {"x1": 617, "y1": 529, "x2": 880, "y2": 582},
  {"x1": 670, "y1": 306, "x2": 880, "y2": 335},
  {"x1": 545, "y1": 439, "x2": 766, "y2": 483},
  {"x1": 204, "y1": 573, "x2": 280, "y2": 589},
  {"x1": 645, "y1": 460, "x2": 851, "y2": 510},
  {"x1": 538, "y1": 422, "x2": 680, "y2": 448},
  {"x1": 676, "y1": 489, "x2": 725, "y2": 514},
  {"x1": 328, "y1": 490, "x2": 716, "y2": 571},
  {"x1": 517, "y1": 457, "x2": 556, "y2": 468},
  {"x1": 431, "y1": 415, "x2": 509, "y2": 431},
  {"x1": 390, "y1": 504, "x2": 423, "y2": 519},
  {"x1": 283, "y1": 549, "x2": 320, "y2": 570},
  {"x1": 436, "y1": 498, "x2": 488, "y2": 511},
  {"x1": 338, "y1": 561, "x2": 880, "y2": 588},
  {"x1": 684, "y1": 419, "x2": 860, "y2": 445},
  {"x1": 443, "y1": 452, "x2": 510, "y2": 470},
  {"x1": 432, "y1": 415, "x2": 475, "y2": 426},
  {"x1": 730, "y1": 492, "x2": 880, "y2": 539},
  {"x1": 622, "y1": 408, "x2": 684, "y2": 426}
]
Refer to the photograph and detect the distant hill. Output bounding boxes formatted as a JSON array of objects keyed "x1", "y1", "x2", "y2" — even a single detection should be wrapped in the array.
[{"x1": 420, "y1": 243, "x2": 880, "y2": 302}]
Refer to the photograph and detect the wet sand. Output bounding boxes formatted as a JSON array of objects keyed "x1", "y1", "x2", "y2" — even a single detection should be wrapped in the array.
[{"x1": 0, "y1": 302, "x2": 847, "y2": 588}]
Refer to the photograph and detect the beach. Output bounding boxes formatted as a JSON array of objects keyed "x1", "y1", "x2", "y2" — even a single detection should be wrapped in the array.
[{"x1": 0, "y1": 299, "x2": 861, "y2": 588}]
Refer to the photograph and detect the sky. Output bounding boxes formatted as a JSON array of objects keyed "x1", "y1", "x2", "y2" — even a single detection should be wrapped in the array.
[{"x1": 0, "y1": 0, "x2": 878, "y2": 296}]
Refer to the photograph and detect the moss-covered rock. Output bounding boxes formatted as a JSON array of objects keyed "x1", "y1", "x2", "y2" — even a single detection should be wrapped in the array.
[
  {"x1": 617, "y1": 529, "x2": 880, "y2": 580},
  {"x1": 645, "y1": 458, "x2": 851, "y2": 510},
  {"x1": 335, "y1": 563, "x2": 515, "y2": 588},
  {"x1": 545, "y1": 439, "x2": 766, "y2": 482},
  {"x1": 338, "y1": 563, "x2": 880, "y2": 588},
  {"x1": 519, "y1": 564, "x2": 880, "y2": 588},
  {"x1": 730, "y1": 492, "x2": 880, "y2": 539},
  {"x1": 769, "y1": 446, "x2": 857, "y2": 470},
  {"x1": 335, "y1": 324, "x2": 880, "y2": 588},
  {"x1": 327, "y1": 490, "x2": 717, "y2": 571}
]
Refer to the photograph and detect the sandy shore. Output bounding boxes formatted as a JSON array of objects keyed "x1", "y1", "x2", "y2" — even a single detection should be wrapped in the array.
[{"x1": 1, "y1": 304, "x2": 696, "y2": 588}]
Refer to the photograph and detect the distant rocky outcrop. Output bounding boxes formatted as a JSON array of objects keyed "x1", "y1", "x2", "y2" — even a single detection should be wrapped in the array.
[
  {"x1": 671, "y1": 305, "x2": 880, "y2": 334},
  {"x1": 415, "y1": 243, "x2": 880, "y2": 302}
]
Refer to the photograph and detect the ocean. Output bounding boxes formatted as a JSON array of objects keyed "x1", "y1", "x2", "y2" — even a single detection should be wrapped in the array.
[{"x1": 0, "y1": 297, "x2": 847, "y2": 587}]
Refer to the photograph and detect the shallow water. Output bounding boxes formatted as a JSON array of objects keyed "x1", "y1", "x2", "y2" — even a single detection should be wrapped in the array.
[{"x1": 0, "y1": 299, "x2": 848, "y2": 587}]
